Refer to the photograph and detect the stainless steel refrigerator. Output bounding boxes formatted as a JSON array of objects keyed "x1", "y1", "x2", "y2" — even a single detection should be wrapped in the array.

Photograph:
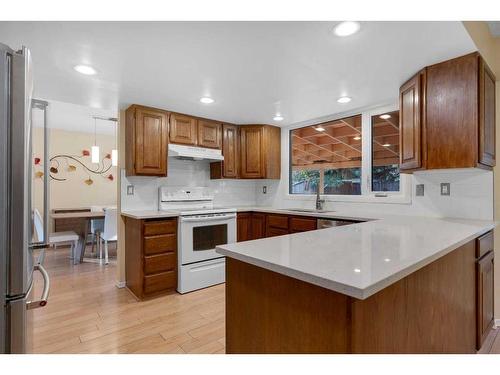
[{"x1": 1, "y1": 42, "x2": 50, "y2": 354}]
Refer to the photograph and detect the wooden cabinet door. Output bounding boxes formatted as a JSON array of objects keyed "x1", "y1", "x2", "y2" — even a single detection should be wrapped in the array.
[
  {"x1": 198, "y1": 120, "x2": 222, "y2": 149},
  {"x1": 170, "y1": 113, "x2": 198, "y2": 145},
  {"x1": 251, "y1": 213, "x2": 266, "y2": 240},
  {"x1": 290, "y1": 216, "x2": 317, "y2": 233},
  {"x1": 477, "y1": 251, "x2": 494, "y2": 349},
  {"x1": 222, "y1": 124, "x2": 239, "y2": 177},
  {"x1": 399, "y1": 72, "x2": 423, "y2": 170},
  {"x1": 240, "y1": 126, "x2": 264, "y2": 178},
  {"x1": 237, "y1": 212, "x2": 252, "y2": 242},
  {"x1": 134, "y1": 107, "x2": 168, "y2": 176},
  {"x1": 479, "y1": 59, "x2": 496, "y2": 167}
]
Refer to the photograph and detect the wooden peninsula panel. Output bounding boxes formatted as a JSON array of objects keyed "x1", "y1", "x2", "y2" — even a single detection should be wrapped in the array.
[{"x1": 225, "y1": 239, "x2": 478, "y2": 354}]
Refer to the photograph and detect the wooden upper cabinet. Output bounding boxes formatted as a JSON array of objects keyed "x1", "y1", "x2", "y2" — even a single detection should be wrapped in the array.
[
  {"x1": 198, "y1": 120, "x2": 222, "y2": 149},
  {"x1": 240, "y1": 126, "x2": 264, "y2": 178},
  {"x1": 400, "y1": 52, "x2": 496, "y2": 172},
  {"x1": 210, "y1": 123, "x2": 239, "y2": 179},
  {"x1": 170, "y1": 113, "x2": 198, "y2": 145},
  {"x1": 479, "y1": 59, "x2": 496, "y2": 167},
  {"x1": 125, "y1": 105, "x2": 168, "y2": 176},
  {"x1": 240, "y1": 125, "x2": 281, "y2": 179},
  {"x1": 399, "y1": 71, "x2": 424, "y2": 170}
]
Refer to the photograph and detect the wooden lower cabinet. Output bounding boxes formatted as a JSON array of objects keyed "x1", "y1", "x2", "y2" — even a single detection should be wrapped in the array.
[
  {"x1": 226, "y1": 239, "x2": 478, "y2": 353},
  {"x1": 250, "y1": 213, "x2": 266, "y2": 240},
  {"x1": 476, "y1": 231, "x2": 495, "y2": 349},
  {"x1": 237, "y1": 212, "x2": 319, "y2": 242},
  {"x1": 237, "y1": 212, "x2": 252, "y2": 242},
  {"x1": 290, "y1": 216, "x2": 317, "y2": 233},
  {"x1": 125, "y1": 217, "x2": 178, "y2": 300}
]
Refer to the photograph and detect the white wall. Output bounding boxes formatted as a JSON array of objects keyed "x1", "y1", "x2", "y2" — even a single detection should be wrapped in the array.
[
  {"x1": 253, "y1": 127, "x2": 494, "y2": 220},
  {"x1": 121, "y1": 158, "x2": 259, "y2": 210}
]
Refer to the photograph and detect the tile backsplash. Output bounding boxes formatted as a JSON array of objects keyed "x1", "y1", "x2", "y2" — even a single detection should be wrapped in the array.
[
  {"x1": 121, "y1": 158, "x2": 493, "y2": 220},
  {"x1": 121, "y1": 158, "x2": 259, "y2": 210}
]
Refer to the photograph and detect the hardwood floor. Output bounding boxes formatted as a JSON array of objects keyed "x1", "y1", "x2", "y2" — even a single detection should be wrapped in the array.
[
  {"x1": 31, "y1": 245, "x2": 500, "y2": 354},
  {"x1": 31, "y1": 246, "x2": 225, "y2": 354}
]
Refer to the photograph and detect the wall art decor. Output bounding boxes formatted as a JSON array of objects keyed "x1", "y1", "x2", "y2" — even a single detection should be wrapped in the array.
[{"x1": 34, "y1": 148, "x2": 115, "y2": 185}]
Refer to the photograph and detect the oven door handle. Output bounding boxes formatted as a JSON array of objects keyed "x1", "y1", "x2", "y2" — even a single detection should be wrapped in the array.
[{"x1": 180, "y1": 213, "x2": 236, "y2": 223}]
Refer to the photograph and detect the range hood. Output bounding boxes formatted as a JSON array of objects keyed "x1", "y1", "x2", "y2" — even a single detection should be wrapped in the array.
[{"x1": 168, "y1": 143, "x2": 224, "y2": 161}]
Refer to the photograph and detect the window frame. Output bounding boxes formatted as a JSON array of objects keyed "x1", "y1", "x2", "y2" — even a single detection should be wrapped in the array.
[{"x1": 286, "y1": 103, "x2": 411, "y2": 205}]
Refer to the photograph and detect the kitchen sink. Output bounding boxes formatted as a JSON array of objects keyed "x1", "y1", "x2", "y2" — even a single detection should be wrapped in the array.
[{"x1": 280, "y1": 208, "x2": 334, "y2": 213}]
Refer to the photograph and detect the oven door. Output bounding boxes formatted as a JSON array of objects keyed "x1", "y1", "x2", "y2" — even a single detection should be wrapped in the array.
[{"x1": 179, "y1": 213, "x2": 236, "y2": 265}]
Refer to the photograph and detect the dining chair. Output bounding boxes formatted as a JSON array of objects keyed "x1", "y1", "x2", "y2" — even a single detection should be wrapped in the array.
[
  {"x1": 99, "y1": 207, "x2": 117, "y2": 265},
  {"x1": 33, "y1": 209, "x2": 80, "y2": 259}
]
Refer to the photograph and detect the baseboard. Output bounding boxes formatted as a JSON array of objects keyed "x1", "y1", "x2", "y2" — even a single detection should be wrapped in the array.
[{"x1": 115, "y1": 280, "x2": 126, "y2": 289}]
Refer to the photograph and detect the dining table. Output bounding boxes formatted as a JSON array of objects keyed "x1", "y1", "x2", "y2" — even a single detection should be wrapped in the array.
[{"x1": 50, "y1": 210, "x2": 106, "y2": 264}]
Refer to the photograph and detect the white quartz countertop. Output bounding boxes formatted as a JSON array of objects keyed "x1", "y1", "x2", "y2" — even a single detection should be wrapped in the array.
[
  {"x1": 120, "y1": 210, "x2": 179, "y2": 219},
  {"x1": 216, "y1": 214, "x2": 496, "y2": 300},
  {"x1": 120, "y1": 206, "x2": 380, "y2": 221}
]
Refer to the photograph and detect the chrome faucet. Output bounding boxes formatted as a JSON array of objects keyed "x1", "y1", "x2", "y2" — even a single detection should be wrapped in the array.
[{"x1": 316, "y1": 187, "x2": 325, "y2": 211}]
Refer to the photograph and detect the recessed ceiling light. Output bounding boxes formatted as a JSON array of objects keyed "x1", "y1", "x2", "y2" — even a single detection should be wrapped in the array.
[
  {"x1": 315, "y1": 126, "x2": 326, "y2": 132},
  {"x1": 384, "y1": 258, "x2": 391, "y2": 262},
  {"x1": 354, "y1": 268, "x2": 361, "y2": 273},
  {"x1": 382, "y1": 143, "x2": 391, "y2": 147},
  {"x1": 333, "y1": 21, "x2": 361, "y2": 37},
  {"x1": 273, "y1": 115, "x2": 284, "y2": 121},
  {"x1": 353, "y1": 136, "x2": 361, "y2": 140},
  {"x1": 380, "y1": 114, "x2": 391, "y2": 120},
  {"x1": 74, "y1": 65, "x2": 97, "y2": 75},
  {"x1": 200, "y1": 97, "x2": 215, "y2": 104},
  {"x1": 337, "y1": 96, "x2": 352, "y2": 104}
]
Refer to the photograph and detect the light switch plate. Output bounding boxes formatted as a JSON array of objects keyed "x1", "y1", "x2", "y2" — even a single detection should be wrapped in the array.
[
  {"x1": 416, "y1": 184, "x2": 424, "y2": 196},
  {"x1": 127, "y1": 185, "x2": 134, "y2": 195},
  {"x1": 440, "y1": 183, "x2": 450, "y2": 196}
]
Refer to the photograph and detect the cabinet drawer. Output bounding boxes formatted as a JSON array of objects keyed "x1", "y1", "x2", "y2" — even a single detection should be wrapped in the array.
[
  {"x1": 476, "y1": 231, "x2": 493, "y2": 259},
  {"x1": 143, "y1": 271, "x2": 176, "y2": 295},
  {"x1": 290, "y1": 217, "x2": 317, "y2": 233},
  {"x1": 143, "y1": 220, "x2": 176, "y2": 236},
  {"x1": 267, "y1": 214, "x2": 289, "y2": 230},
  {"x1": 144, "y1": 253, "x2": 176, "y2": 275},
  {"x1": 266, "y1": 227, "x2": 289, "y2": 238},
  {"x1": 144, "y1": 234, "x2": 176, "y2": 255}
]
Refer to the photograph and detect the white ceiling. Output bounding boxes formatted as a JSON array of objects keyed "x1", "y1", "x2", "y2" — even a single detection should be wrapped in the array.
[
  {"x1": 32, "y1": 100, "x2": 117, "y2": 135},
  {"x1": 0, "y1": 21, "x2": 476, "y2": 126}
]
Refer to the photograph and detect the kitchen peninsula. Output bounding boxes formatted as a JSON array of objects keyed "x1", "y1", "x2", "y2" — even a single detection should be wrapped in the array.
[{"x1": 216, "y1": 214, "x2": 496, "y2": 354}]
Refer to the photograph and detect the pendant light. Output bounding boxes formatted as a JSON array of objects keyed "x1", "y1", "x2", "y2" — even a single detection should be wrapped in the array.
[
  {"x1": 91, "y1": 117, "x2": 100, "y2": 163},
  {"x1": 111, "y1": 120, "x2": 118, "y2": 167}
]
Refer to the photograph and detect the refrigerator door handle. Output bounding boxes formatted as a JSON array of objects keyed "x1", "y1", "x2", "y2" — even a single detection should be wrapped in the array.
[{"x1": 26, "y1": 264, "x2": 50, "y2": 310}]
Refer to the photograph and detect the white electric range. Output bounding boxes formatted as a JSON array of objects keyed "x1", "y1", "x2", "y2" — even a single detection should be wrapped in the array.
[{"x1": 159, "y1": 187, "x2": 236, "y2": 294}]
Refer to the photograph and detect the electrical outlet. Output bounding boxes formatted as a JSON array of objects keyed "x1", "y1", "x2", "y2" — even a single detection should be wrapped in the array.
[
  {"x1": 127, "y1": 185, "x2": 134, "y2": 195},
  {"x1": 262, "y1": 186, "x2": 267, "y2": 194},
  {"x1": 416, "y1": 184, "x2": 424, "y2": 197},
  {"x1": 440, "y1": 183, "x2": 450, "y2": 196}
]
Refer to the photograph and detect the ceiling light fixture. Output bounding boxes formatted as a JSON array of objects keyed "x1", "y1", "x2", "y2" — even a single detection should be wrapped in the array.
[
  {"x1": 315, "y1": 126, "x2": 326, "y2": 132},
  {"x1": 273, "y1": 115, "x2": 284, "y2": 121},
  {"x1": 91, "y1": 117, "x2": 100, "y2": 164},
  {"x1": 333, "y1": 21, "x2": 361, "y2": 37},
  {"x1": 200, "y1": 97, "x2": 215, "y2": 104},
  {"x1": 382, "y1": 143, "x2": 391, "y2": 147},
  {"x1": 337, "y1": 96, "x2": 352, "y2": 104},
  {"x1": 74, "y1": 65, "x2": 97, "y2": 75},
  {"x1": 353, "y1": 136, "x2": 361, "y2": 140},
  {"x1": 354, "y1": 268, "x2": 361, "y2": 273},
  {"x1": 384, "y1": 258, "x2": 391, "y2": 262},
  {"x1": 380, "y1": 114, "x2": 391, "y2": 120}
]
